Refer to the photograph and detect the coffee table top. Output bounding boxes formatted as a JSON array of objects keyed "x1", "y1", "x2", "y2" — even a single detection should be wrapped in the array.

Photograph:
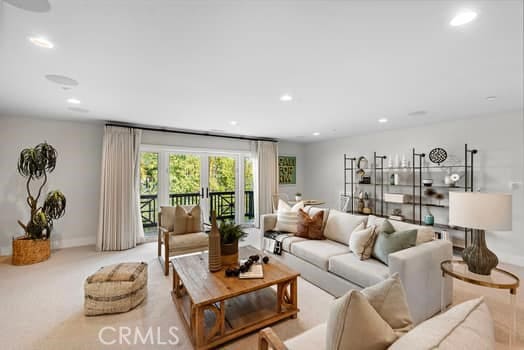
[{"x1": 171, "y1": 246, "x2": 299, "y2": 306}]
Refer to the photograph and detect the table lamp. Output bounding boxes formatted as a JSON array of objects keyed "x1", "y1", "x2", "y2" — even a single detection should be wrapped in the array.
[{"x1": 449, "y1": 192, "x2": 512, "y2": 275}]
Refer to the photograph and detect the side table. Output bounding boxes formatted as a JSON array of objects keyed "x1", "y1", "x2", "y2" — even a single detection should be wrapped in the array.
[{"x1": 441, "y1": 260, "x2": 520, "y2": 348}]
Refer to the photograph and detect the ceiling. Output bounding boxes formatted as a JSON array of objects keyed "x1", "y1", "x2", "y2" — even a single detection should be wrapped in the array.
[{"x1": 0, "y1": 0, "x2": 522, "y2": 142}]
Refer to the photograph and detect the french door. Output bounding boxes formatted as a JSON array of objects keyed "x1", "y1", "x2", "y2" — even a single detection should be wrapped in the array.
[{"x1": 140, "y1": 149, "x2": 254, "y2": 228}]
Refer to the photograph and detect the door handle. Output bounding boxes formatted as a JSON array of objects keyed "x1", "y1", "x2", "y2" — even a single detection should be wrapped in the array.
[
  {"x1": 201, "y1": 187, "x2": 204, "y2": 199},
  {"x1": 206, "y1": 187, "x2": 209, "y2": 198}
]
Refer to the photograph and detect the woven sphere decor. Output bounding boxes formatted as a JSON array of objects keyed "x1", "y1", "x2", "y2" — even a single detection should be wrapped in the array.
[{"x1": 429, "y1": 147, "x2": 447, "y2": 165}]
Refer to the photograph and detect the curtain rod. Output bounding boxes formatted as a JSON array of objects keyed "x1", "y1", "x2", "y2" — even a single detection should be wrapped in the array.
[{"x1": 105, "y1": 122, "x2": 278, "y2": 143}]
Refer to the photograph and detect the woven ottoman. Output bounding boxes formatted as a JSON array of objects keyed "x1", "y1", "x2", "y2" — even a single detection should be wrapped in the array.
[{"x1": 84, "y1": 262, "x2": 148, "y2": 316}]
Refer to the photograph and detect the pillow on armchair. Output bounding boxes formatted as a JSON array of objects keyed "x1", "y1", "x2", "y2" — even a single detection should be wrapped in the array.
[{"x1": 160, "y1": 205, "x2": 201, "y2": 234}]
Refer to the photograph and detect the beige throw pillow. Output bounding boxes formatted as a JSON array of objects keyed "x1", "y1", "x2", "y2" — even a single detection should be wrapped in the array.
[
  {"x1": 274, "y1": 200, "x2": 304, "y2": 233},
  {"x1": 361, "y1": 273, "x2": 414, "y2": 335},
  {"x1": 173, "y1": 205, "x2": 201, "y2": 234},
  {"x1": 349, "y1": 225, "x2": 377, "y2": 260},
  {"x1": 326, "y1": 290, "x2": 397, "y2": 350}
]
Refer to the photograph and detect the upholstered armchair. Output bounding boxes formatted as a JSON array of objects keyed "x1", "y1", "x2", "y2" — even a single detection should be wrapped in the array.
[{"x1": 157, "y1": 205, "x2": 209, "y2": 275}]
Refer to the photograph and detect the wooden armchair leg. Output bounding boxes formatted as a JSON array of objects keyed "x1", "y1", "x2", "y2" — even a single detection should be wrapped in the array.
[
  {"x1": 258, "y1": 327, "x2": 287, "y2": 350},
  {"x1": 164, "y1": 231, "x2": 170, "y2": 276},
  {"x1": 157, "y1": 230, "x2": 161, "y2": 257}
]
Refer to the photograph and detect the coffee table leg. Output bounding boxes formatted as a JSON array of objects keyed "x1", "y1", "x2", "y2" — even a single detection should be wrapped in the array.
[
  {"x1": 290, "y1": 277, "x2": 298, "y2": 319},
  {"x1": 194, "y1": 305, "x2": 205, "y2": 348}
]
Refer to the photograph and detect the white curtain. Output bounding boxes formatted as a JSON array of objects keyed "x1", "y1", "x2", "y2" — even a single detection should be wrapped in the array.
[
  {"x1": 255, "y1": 140, "x2": 278, "y2": 227},
  {"x1": 97, "y1": 126, "x2": 145, "y2": 251}
]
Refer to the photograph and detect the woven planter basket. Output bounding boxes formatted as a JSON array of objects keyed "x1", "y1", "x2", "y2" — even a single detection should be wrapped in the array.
[
  {"x1": 12, "y1": 237, "x2": 51, "y2": 265},
  {"x1": 221, "y1": 241, "x2": 239, "y2": 266}
]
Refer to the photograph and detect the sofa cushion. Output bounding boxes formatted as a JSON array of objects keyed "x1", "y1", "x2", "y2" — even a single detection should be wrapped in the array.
[
  {"x1": 280, "y1": 235, "x2": 308, "y2": 252},
  {"x1": 326, "y1": 290, "x2": 397, "y2": 350},
  {"x1": 323, "y1": 210, "x2": 367, "y2": 245},
  {"x1": 168, "y1": 232, "x2": 208, "y2": 252},
  {"x1": 285, "y1": 323, "x2": 326, "y2": 350},
  {"x1": 297, "y1": 208, "x2": 325, "y2": 239},
  {"x1": 274, "y1": 200, "x2": 304, "y2": 233},
  {"x1": 328, "y1": 253, "x2": 389, "y2": 287},
  {"x1": 367, "y1": 215, "x2": 434, "y2": 245},
  {"x1": 291, "y1": 240, "x2": 349, "y2": 270},
  {"x1": 361, "y1": 273, "x2": 413, "y2": 334},
  {"x1": 388, "y1": 298, "x2": 494, "y2": 350}
]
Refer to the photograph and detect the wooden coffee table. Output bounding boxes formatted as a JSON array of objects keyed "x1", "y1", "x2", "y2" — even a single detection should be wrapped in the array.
[{"x1": 171, "y1": 246, "x2": 300, "y2": 350}]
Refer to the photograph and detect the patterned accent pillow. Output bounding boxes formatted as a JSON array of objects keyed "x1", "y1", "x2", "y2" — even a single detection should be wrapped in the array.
[
  {"x1": 274, "y1": 200, "x2": 304, "y2": 233},
  {"x1": 297, "y1": 208, "x2": 325, "y2": 239}
]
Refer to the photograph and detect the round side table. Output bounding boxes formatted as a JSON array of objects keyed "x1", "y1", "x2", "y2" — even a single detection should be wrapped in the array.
[{"x1": 441, "y1": 260, "x2": 520, "y2": 348}]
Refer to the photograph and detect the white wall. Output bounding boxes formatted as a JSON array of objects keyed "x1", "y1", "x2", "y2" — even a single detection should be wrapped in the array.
[
  {"x1": 278, "y1": 141, "x2": 305, "y2": 200},
  {"x1": 0, "y1": 116, "x2": 104, "y2": 255},
  {"x1": 303, "y1": 111, "x2": 524, "y2": 266}
]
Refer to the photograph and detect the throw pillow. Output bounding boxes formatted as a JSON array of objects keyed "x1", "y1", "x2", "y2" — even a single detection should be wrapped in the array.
[
  {"x1": 173, "y1": 205, "x2": 201, "y2": 234},
  {"x1": 361, "y1": 273, "x2": 414, "y2": 335},
  {"x1": 380, "y1": 219, "x2": 396, "y2": 234},
  {"x1": 304, "y1": 206, "x2": 330, "y2": 232},
  {"x1": 323, "y1": 209, "x2": 368, "y2": 244},
  {"x1": 326, "y1": 290, "x2": 397, "y2": 350},
  {"x1": 274, "y1": 200, "x2": 304, "y2": 233},
  {"x1": 297, "y1": 208, "x2": 324, "y2": 239},
  {"x1": 372, "y1": 228, "x2": 417, "y2": 265},
  {"x1": 349, "y1": 225, "x2": 377, "y2": 260}
]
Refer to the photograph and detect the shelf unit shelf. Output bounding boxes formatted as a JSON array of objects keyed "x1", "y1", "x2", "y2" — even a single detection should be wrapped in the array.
[{"x1": 343, "y1": 144, "x2": 478, "y2": 248}]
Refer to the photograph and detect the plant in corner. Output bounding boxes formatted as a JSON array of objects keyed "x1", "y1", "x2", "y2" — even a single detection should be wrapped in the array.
[
  {"x1": 218, "y1": 220, "x2": 247, "y2": 266},
  {"x1": 12, "y1": 142, "x2": 66, "y2": 265}
]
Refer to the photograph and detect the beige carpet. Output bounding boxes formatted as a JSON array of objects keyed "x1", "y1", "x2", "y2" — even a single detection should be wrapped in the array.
[{"x1": 0, "y1": 239, "x2": 522, "y2": 349}]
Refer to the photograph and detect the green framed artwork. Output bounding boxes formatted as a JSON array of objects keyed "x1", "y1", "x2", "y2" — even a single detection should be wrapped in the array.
[{"x1": 279, "y1": 156, "x2": 296, "y2": 185}]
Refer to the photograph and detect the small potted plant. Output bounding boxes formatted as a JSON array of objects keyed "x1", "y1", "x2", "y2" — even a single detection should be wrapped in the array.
[
  {"x1": 219, "y1": 220, "x2": 247, "y2": 265},
  {"x1": 13, "y1": 142, "x2": 66, "y2": 265},
  {"x1": 295, "y1": 192, "x2": 303, "y2": 202}
]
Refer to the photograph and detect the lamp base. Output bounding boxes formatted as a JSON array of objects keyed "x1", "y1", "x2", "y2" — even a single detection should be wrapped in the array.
[{"x1": 462, "y1": 229, "x2": 498, "y2": 275}]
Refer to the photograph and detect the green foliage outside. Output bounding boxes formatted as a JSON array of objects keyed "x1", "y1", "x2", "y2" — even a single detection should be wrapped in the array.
[{"x1": 140, "y1": 152, "x2": 254, "y2": 195}]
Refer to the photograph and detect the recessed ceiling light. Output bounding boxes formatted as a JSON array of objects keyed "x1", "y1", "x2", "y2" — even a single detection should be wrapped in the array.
[
  {"x1": 45, "y1": 74, "x2": 79, "y2": 86},
  {"x1": 312, "y1": 132, "x2": 320, "y2": 136},
  {"x1": 67, "y1": 98, "x2": 81, "y2": 104},
  {"x1": 229, "y1": 121, "x2": 238, "y2": 126},
  {"x1": 486, "y1": 96, "x2": 497, "y2": 101},
  {"x1": 28, "y1": 36, "x2": 54, "y2": 48},
  {"x1": 378, "y1": 118, "x2": 388, "y2": 123},
  {"x1": 450, "y1": 10, "x2": 478, "y2": 26},
  {"x1": 68, "y1": 107, "x2": 89, "y2": 113},
  {"x1": 280, "y1": 94, "x2": 293, "y2": 102}
]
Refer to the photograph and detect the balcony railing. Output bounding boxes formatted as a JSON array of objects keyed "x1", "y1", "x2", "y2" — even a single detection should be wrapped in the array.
[{"x1": 140, "y1": 191, "x2": 255, "y2": 228}]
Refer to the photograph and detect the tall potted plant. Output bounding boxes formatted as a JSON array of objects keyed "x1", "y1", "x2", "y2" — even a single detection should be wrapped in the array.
[
  {"x1": 218, "y1": 220, "x2": 247, "y2": 265},
  {"x1": 13, "y1": 142, "x2": 66, "y2": 265}
]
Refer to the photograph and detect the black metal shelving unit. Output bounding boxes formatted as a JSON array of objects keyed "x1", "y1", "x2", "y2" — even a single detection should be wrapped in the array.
[{"x1": 343, "y1": 144, "x2": 478, "y2": 249}]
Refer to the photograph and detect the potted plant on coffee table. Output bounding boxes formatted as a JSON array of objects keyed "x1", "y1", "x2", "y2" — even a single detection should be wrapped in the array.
[
  {"x1": 13, "y1": 142, "x2": 66, "y2": 265},
  {"x1": 218, "y1": 220, "x2": 247, "y2": 265}
]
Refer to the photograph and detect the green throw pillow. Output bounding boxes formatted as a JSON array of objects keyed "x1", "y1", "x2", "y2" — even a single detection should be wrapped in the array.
[
  {"x1": 372, "y1": 228, "x2": 417, "y2": 265},
  {"x1": 380, "y1": 219, "x2": 396, "y2": 234}
]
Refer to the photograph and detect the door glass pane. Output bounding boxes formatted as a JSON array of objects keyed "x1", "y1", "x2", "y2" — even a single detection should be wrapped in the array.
[
  {"x1": 140, "y1": 152, "x2": 158, "y2": 234},
  {"x1": 244, "y1": 157, "x2": 255, "y2": 223},
  {"x1": 169, "y1": 154, "x2": 201, "y2": 206},
  {"x1": 209, "y1": 156, "x2": 236, "y2": 221}
]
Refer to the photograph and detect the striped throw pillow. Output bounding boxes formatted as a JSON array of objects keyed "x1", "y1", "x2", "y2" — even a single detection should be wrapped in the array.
[{"x1": 274, "y1": 200, "x2": 304, "y2": 233}]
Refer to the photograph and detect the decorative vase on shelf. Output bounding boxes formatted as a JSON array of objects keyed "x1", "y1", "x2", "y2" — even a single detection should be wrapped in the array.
[
  {"x1": 208, "y1": 212, "x2": 222, "y2": 272},
  {"x1": 424, "y1": 208, "x2": 434, "y2": 226}
]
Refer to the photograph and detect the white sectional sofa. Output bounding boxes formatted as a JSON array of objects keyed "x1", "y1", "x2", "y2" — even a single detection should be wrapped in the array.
[{"x1": 261, "y1": 208, "x2": 453, "y2": 324}]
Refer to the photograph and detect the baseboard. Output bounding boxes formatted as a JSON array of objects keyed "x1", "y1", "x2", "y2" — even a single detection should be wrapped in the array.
[{"x1": 0, "y1": 235, "x2": 96, "y2": 256}]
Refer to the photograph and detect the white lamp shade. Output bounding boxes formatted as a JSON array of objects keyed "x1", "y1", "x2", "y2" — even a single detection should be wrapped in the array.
[{"x1": 449, "y1": 192, "x2": 512, "y2": 231}]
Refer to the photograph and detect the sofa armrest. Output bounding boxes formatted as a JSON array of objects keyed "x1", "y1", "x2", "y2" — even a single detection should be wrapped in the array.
[
  {"x1": 258, "y1": 327, "x2": 288, "y2": 350},
  {"x1": 388, "y1": 239, "x2": 453, "y2": 325},
  {"x1": 260, "y1": 214, "x2": 278, "y2": 250}
]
